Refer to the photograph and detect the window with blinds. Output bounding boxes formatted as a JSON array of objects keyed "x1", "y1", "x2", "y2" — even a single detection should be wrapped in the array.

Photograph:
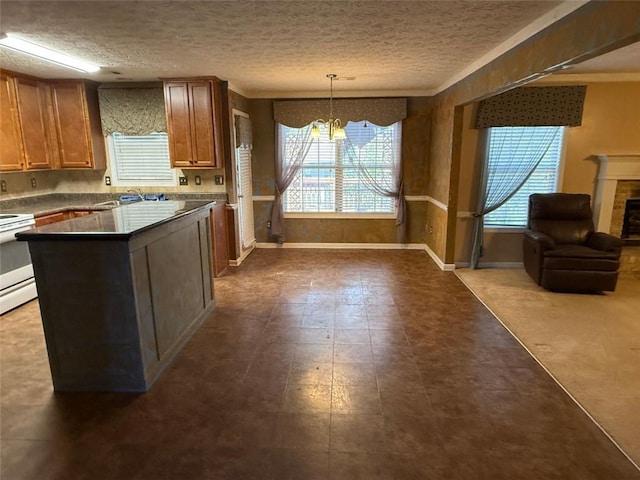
[
  {"x1": 282, "y1": 121, "x2": 397, "y2": 214},
  {"x1": 484, "y1": 126, "x2": 565, "y2": 227},
  {"x1": 107, "y1": 132, "x2": 177, "y2": 187}
]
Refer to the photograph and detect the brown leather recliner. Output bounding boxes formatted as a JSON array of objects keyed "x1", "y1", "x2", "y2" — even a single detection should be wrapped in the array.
[{"x1": 523, "y1": 193, "x2": 623, "y2": 292}]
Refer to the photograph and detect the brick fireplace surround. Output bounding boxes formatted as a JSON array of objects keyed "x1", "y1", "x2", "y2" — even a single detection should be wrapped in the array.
[{"x1": 593, "y1": 154, "x2": 640, "y2": 278}]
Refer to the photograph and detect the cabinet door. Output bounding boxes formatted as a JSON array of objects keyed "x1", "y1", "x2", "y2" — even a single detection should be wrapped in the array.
[
  {"x1": 188, "y1": 81, "x2": 215, "y2": 167},
  {"x1": 35, "y1": 211, "x2": 67, "y2": 226},
  {"x1": 50, "y1": 82, "x2": 93, "y2": 168},
  {"x1": 210, "y1": 78, "x2": 225, "y2": 169},
  {"x1": 164, "y1": 82, "x2": 193, "y2": 168},
  {"x1": 0, "y1": 73, "x2": 25, "y2": 171},
  {"x1": 15, "y1": 78, "x2": 52, "y2": 170},
  {"x1": 71, "y1": 210, "x2": 92, "y2": 218}
]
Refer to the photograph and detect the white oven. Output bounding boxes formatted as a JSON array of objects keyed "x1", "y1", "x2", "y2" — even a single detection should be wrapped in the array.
[{"x1": 0, "y1": 213, "x2": 37, "y2": 315}]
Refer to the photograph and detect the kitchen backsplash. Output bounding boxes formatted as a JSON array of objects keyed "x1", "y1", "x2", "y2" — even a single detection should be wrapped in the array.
[{"x1": 0, "y1": 168, "x2": 226, "y2": 201}]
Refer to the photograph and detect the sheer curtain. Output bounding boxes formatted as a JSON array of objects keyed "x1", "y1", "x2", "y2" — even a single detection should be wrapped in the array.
[
  {"x1": 343, "y1": 122, "x2": 406, "y2": 242},
  {"x1": 270, "y1": 124, "x2": 313, "y2": 243},
  {"x1": 470, "y1": 126, "x2": 560, "y2": 269}
]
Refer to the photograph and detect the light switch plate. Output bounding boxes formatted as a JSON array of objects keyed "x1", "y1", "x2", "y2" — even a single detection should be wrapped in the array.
[
  {"x1": 195, "y1": 175, "x2": 202, "y2": 185},
  {"x1": 215, "y1": 175, "x2": 224, "y2": 185},
  {"x1": 105, "y1": 176, "x2": 111, "y2": 186},
  {"x1": 179, "y1": 176, "x2": 188, "y2": 185}
]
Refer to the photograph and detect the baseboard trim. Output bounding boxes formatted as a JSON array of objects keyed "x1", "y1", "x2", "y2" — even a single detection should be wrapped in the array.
[
  {"x1": 455, "y1": 261, "x2": 524, "y2": 269},
  {"x1": 423, "y1": 244, "x2": 456, "y2": 271},
  {"x1": 228, "y1": 244, "x2": 255, "y2": 267},
  {"x1": 255, "y1": 242, "x2": 426, "y2": 250}
]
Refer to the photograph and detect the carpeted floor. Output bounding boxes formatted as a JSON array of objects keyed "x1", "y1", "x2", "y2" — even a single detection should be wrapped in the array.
[{"x1": 455, "y1": 267, "x2": 640, "y2": 468}]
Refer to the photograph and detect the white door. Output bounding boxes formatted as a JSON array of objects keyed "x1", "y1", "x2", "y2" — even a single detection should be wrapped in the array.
[{"x1": 233, "y1": 112, "x2": 255, "y2": 249}]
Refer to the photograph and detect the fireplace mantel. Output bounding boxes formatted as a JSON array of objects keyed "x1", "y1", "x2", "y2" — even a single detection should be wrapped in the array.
[{"x1": 592, "y1": 154, "x2": 640, "y2": 232}]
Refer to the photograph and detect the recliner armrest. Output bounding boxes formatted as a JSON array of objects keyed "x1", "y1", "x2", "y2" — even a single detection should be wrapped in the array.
[
  {"x1": 586, "y1": 232, "x2": 624, "y2": 252},
  {"x1": 523, "y1": 230, "x2": 555, "y2": 250}
]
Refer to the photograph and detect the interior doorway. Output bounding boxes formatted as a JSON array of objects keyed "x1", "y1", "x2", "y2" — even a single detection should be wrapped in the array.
[{"x1": 232, "y1": 110, "x2": 256, "y2": 254}]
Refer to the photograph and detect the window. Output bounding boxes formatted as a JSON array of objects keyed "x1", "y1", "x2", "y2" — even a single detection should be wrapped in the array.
[
  {"x1": 282, "y1": 121, "x2": 400, "y2": 214},
  {"x1": 484, "y1": 126, "x2": 565, "y2": 227},
  {"x1": 107, "y1": 132, "x2": 177, "y2": 187}
]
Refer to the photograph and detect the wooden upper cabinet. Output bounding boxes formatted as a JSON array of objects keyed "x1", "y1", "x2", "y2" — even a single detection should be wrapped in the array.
[
  {"x1": 50, "y1": 81, "x2": 106, "y2": 169},
  {"x1": 164, "y1": 82, "x2": 194, "y2": 167},
  {"x1": 0, "y1": 72, "x2": 24, "y2": 171},
  {"x1": 163, "y1": 78, "x2": 224, "y2": 168},
  {"x1": 189, "y1": 82, "x2": 216, "y2": 167},
  {"x1": 14, "y1": 77, "x2": 53, "y2": 170}
]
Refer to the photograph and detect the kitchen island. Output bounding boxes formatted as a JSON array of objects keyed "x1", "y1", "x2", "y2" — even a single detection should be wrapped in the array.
[{"x1": 16, "y1": 200, "x2": 216, "y2": 392}]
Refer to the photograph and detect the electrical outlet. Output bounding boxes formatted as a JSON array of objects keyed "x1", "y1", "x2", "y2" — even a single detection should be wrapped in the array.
[
  {"x1": 31, "y1": 178, "x2": 37, "y2": 188},
  {"x1": 214, "y1": 175, "x2": 224, "y2": 185},
  {"x1": 179, "y1": 176, "x2": 188, "y2": 185},
  {"x1": 0, "y1": 180, "x2": 6, "y2": 192},
  {"x1": 267, "y1": 221, "x2": 271, "y2": 229},
  {"x1": 105, "y1": 176, "x2": 111, "y2": 186},
  {"x1": 195, "y1": 175, "x2": 202, "y2": 185}
]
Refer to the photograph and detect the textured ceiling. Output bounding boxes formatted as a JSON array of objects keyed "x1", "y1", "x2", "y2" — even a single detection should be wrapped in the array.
[{"x1": 0, "y1": 0, "x2": 625, "y2": 98}]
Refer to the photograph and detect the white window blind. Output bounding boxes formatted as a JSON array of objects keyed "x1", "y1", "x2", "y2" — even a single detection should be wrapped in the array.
[
  {"x1": 237, "y1": 146, "x2": 255, "y2": 248},
  {"x1": 282, "y1": 121, "x2": 397, "y2": 214},
  {"x1": 484, "y1": 126, "x2": 565, "y2": 227},
  {"x1": 107, "y1": 132, "x2": 177, "y2": 187}
]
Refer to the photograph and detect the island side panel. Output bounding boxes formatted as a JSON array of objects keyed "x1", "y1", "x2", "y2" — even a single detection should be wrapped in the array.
[
  {"x1": 130, "y1": 248, "x2": 160, "y2": 376},
  {"x1": 28, "y1": 240, "x2": 147, "y2": 392},
  {"x1": 135, "y1": 212, "x2": 215, "y2": 389},
  {"x1": 199, "y1": 216, "x2": 214, "y2": 305},
  {"x1": 147, "y1": 220, "x2": 204, "y2": 357}
]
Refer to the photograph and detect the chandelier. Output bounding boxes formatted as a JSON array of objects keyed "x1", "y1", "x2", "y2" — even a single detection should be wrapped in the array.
[{"x1": 311, "y1": 74, "x2": 346, "y2": 141}]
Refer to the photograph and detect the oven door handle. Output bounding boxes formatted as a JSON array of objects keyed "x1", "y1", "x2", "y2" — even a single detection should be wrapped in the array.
[{"x1": 0, "y1": 223, "x2": 36, "y2": 244}]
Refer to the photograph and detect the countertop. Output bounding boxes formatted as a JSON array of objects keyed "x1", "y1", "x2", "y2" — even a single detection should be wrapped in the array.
[
  {"x1": 16, "y1": 200, "x2": 216, "y2": 241},
  {"x1": 0, "y1": 192, "x2": 227, "y2": 217}
]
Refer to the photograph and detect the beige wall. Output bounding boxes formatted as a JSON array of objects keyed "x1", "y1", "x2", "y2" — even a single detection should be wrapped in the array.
[
  {"x1": 563, "y1": 82, "x2": 640, "y2": 196},
  {"x1": 248, "y1": 97, "x2": 431, "y2": 245},
  {"x1": 426, "y1": 1, "x2": 640, "y2": 265},
  {"x1": 0, "y1": 163, "x2": 227, "y2": 201},
  {"x1": 454, "y1": 81, "x2": 640, "y2": 265}
]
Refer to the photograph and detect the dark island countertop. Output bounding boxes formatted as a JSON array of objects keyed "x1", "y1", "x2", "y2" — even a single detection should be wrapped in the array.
[{"x1": 16, "y1": 200, "x2": 216, "y2": 241}]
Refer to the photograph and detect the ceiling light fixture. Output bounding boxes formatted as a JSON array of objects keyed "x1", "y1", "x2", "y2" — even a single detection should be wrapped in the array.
[
  {"x1": 0, "y1": 33, "x2": 100, "y2": 73},
  {"x1": 311, "y1": 74, "x2": 346, "y2": 141}
]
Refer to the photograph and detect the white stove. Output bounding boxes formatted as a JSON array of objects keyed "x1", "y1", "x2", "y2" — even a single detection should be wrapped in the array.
[{"x1": 0, "y1": 213, "x2": 37, "y2": 315}]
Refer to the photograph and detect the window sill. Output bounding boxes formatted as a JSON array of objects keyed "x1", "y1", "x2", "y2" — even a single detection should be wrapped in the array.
[
  {"x1": 284, "y1": 212, "x2": 396, "y2": 220},
  {"x1": 484, "y1": 227, "x2": 527, "y2": 233}
]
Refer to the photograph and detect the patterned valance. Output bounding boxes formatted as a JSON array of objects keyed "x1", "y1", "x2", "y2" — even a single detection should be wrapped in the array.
[
  {"x1": 98, "y1": 86, "x2": 167, "y2": 135},
  {"x1": 234, "y1": 115, "x2": 253, "y2": 149},
  {"x1": 475, "y1": 86, "x2": 587, "y2": 128},
  {"x1": 274, "y1": 98, "x2": 407, "y2": 127}
]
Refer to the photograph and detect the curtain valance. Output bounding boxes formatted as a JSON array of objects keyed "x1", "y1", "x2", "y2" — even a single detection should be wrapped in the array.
[
  {"x1": 475, "y1": 85, "x2": 587, "y2": 128},
  {"x1": 273, "y1": 98, "x2": 407, "y2": 127},
  {"x1": 98, "y1": 85, "x2": 167, "y2": 135},
  {"x1": 234, "y1": 115, "x2": 253, "y2": 149}
]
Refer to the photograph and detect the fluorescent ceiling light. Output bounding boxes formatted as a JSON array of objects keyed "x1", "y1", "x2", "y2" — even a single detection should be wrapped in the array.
[{"x1": 0, "y1": 33, "x2": 100, "y2": 73}]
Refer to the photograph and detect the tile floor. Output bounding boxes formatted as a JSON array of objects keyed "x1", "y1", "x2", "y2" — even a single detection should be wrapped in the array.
[{"x1": 1, "y1": 249, "x2": 638, "y2": 479}]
